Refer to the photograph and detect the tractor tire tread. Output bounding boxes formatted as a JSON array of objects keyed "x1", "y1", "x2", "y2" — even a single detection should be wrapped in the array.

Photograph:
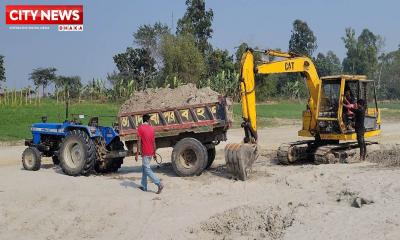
[
  {"x1": 60, "y1": 129, "x2": 95, "y2": 176},
  {"x1": 22, "y1": 147, "x2": 41, "y2": 171}
]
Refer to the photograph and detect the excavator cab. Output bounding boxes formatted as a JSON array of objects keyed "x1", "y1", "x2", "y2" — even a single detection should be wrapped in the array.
[
  {"x1": 313, "y1": 75, "x2": 381, "y2": 138},
  {"x1": 282, "y1": 75, "x2": 381, "y2": 165}
]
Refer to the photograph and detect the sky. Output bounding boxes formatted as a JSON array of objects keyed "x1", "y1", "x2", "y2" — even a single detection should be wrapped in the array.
[{"x1": 1, "y1": 0, "x2": 399, "y2": 89}]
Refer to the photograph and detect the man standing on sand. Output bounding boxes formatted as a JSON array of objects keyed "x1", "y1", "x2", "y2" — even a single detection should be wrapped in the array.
[
  {"x1": 136, "y1": 114, "x2": 164, "y2": 194},
  {"x1": 353, "y1": 99, "x2": 367, "y2": 160}
]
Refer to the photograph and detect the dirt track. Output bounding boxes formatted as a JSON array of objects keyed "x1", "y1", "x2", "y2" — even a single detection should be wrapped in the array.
[{"x1": 1, "y1": 122, "x2": 400, "y2": 240}]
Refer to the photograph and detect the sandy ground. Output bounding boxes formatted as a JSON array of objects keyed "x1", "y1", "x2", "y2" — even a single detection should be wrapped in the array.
[{"x1": 0, "y1": 122, "x2": 399, "y2": 240}]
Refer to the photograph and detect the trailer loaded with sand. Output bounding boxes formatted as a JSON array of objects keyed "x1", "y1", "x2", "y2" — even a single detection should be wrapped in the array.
[
  {"x1": 22, "y1": 84, "x2": 232, "y2": 177},
  {"x1": 118, "y1": 84, "x2": 232, "y2": 177}
]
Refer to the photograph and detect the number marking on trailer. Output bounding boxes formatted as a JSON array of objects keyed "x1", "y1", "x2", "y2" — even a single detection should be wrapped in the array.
[
  {"x1": 163, "y1": 111, "x2": 177, "y2": 124},
  {"x1": 121, "y1": 117, "x2": 129, "y2": 127},
  {"x1": 150, "y1": 113, "x2": 160, "y2": 125},
  {"x1": 179, "y1": 109, "x2": 192, "y2": 122}
]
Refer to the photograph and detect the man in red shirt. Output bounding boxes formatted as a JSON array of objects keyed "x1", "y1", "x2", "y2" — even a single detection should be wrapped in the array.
[{"x1": 136, "y1": 114, "x2": 164, "y2": 194}]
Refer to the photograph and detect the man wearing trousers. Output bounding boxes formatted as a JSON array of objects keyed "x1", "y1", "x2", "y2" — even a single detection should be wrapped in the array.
[
  {"x1": 353, "y1": 99, "x2": 367, "y2": 160},
  {"x1": 136, "y1": 114, "x2": 164, "y2": 194}
]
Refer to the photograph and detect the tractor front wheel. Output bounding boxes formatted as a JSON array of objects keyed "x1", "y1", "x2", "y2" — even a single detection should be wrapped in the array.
[{"x1": 22, "y1": 147, "x2": 41, "y2": 171}]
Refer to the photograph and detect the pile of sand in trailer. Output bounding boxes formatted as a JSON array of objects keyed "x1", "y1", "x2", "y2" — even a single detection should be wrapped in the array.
[
  {"x1": 367, "y1": 144, "x2": 400, "y2": 167},
  {"x1": 118, "y1": 84, "x2": 221, "y2": 114}
]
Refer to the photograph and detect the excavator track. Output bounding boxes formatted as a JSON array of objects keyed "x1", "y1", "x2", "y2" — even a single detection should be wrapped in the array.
[
  {"x1": 313, "y1": 144, "x2": 350, "y2": 164},
  {"x1": 278, "y1": 140, "x2": 379, "y2": 165},
  {"x1": 277, "y1": 140, "x2": 314, "y2": 164},
  {"x1": 314, "y1": 141, "x2": 379, "y2": 164}
]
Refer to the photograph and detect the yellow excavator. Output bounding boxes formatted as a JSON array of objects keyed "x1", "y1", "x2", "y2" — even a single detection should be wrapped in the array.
[{"x1": 225, "y1": 48, "x2": 381, "y2": 180}]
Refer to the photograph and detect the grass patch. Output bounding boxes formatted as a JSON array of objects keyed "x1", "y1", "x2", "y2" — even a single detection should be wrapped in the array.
[
  {"x1": 380, "y1": 102, "x2": 400, "y2": 109},
  {"x1": 232, "y1": 102, "x2": 304, "y2": 128},
  {"x1": 380, "y1": 109, "x2": 400, "y2": 120},
  {"x1": 378, "y1": 102, "x2": 400, "y2": 120},
  {"x1": 232, "y1": 101, "x2": 400, "y2": 128},
  {"x1": 233, "y1": 102, "x2": 305, "y2": 119},
  {"x1": 0, "y1": 100, "x2": 119, "y2": 141}
]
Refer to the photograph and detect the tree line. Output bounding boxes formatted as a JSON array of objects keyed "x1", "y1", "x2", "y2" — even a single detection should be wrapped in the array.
[{"x1": 1, "y1": 0, "x2": 400, "y2": 102}]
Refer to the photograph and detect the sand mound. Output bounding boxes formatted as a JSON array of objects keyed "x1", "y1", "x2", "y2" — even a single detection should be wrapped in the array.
[
  {"x1": 367, "y1": 144, "x2": 400, "y2": 167},
  {"x1": 118, "y1": 84, "x2": 220, "y2": 114},
  {"x1": 336, "y1": 189, "x2": 374, "y2": 208},
  {"x1": 193, "y1": 205, "x2": 296, "y2": 240}
]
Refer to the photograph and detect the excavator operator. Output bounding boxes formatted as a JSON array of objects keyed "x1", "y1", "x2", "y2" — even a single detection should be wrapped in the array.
[{"x1": 343, "y1": 86, "x2": 355, "y2": 130}]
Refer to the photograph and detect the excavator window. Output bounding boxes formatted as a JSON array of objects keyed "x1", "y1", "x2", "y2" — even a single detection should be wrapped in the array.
[
  {"x1": 345, "y1": 81, "x2": 358, "y2": 103},
  {"x1": 319, "y1": 80, "x2": 341, "y2": 118},
  {"x1": 360, "y1": 80, "x2": 379, "y2": 129}
]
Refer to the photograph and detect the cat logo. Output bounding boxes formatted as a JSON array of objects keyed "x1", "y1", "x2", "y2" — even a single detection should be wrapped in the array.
[{"x1": 285, "y1": 62, "x2": 294, "y2": 70}]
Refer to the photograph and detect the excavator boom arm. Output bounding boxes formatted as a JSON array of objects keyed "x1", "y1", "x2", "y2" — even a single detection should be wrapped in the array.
[
  {"x1": 239, "y1": 50, "x2": 257, "y2": 143},
  {"x1": 239, "y1": 49, "x2": 321, "y2": 142},
  {"x1": 257, "y1": 56, "x2": 320, "y2": 128}
]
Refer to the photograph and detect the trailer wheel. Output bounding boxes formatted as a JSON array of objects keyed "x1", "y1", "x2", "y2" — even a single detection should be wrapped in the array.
[
  {"x1": 59, "y1": 130, "x2": 95, "y2": 176},
  {"x1": 205, "y1": 146, "x2": 216, "y2": 169},
  {"x1": 172, "y1": 138, "x2": 208, "y2": 177},
  {"x1": 22, "y1": 147, "x2": 41, "y2": 171}
]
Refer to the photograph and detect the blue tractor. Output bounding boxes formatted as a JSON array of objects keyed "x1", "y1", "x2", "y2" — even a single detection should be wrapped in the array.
[{"x1": 22, "y1": 112, "x2": 127, "y2": 176}]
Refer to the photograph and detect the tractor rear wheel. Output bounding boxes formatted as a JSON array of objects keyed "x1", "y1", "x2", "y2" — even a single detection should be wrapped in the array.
[
  {"x1": 52, "y1": 155, "x2": 60, "y2": 165},
  {"x1": 94, "y1": 140, "x2": 125, "y2": 173},
  {"x1": 22, "y1": 147, "x2": 41, "y2": 171},
  {"x1": 171, "y1": 138, "x2": 208, "y2": 177},
  {"x1": 59, "y1": 130, "x2": 95, "y2": 176}
]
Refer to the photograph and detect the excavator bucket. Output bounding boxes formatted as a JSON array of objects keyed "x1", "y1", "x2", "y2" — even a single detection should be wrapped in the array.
[{"x1": 224, "y1": 143, "x2": 258, "y2": 181}]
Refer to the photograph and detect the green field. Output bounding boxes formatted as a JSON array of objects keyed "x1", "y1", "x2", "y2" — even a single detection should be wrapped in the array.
[
  {"x1": 233, "y1": 102, "x2": 305, "y2": 119},
  {"x1": 0, "y1": 100, "x2": 120, "y2": 141},
  {"x1": 0, "y1": 100, "x2": 399, "y2": 141},
  {"x1": 378, "y1": 103, "x2": 400, "y2": 120}
]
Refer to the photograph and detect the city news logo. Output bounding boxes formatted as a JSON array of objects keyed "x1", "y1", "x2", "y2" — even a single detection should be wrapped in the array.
[{"x1": 5, "y1": 5, "x2": 83, "y2": 31}]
